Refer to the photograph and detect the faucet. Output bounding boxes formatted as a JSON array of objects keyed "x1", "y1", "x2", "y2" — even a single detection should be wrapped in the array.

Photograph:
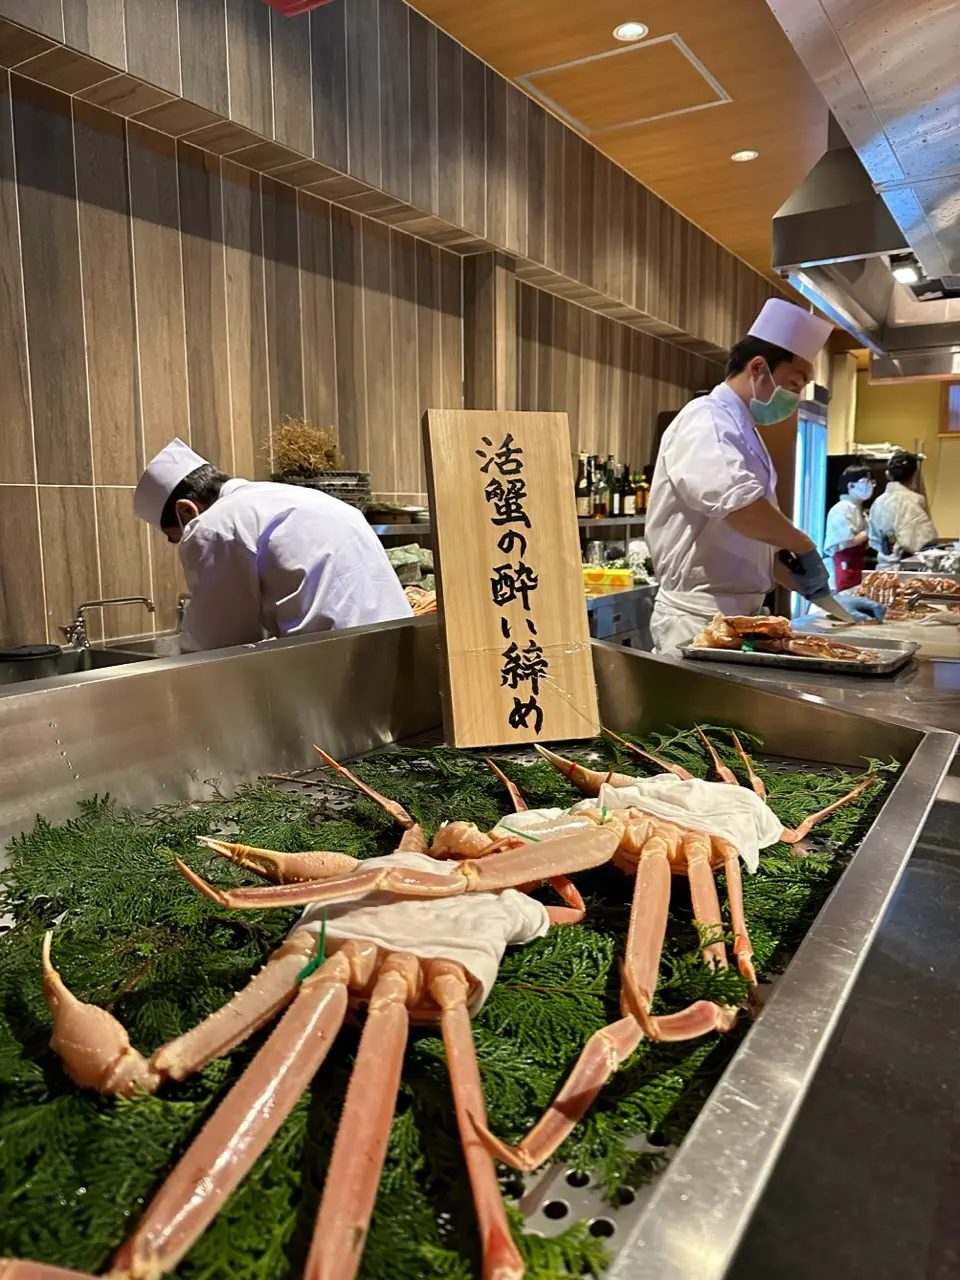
[
  {"x1": 60, "y1": 598, "x2": 156, "y2": 650},
  {"x1": 177, "y1": 594, "x2": 191, "y2": 631}
]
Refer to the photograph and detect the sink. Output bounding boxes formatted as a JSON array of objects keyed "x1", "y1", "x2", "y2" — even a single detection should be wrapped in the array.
[
  {"x1": 108, "y1": 634, "x2": 183, "y2": 660},
  {"x1": 0, "y1": 647, "x2": 142, "y2": 687}
]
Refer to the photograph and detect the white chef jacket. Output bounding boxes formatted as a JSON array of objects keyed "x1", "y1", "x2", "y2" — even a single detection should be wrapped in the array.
[
  {"x1": 178, "y1": 479, "x2": 413, "y2": 652},
  {"x1": 868, "y1": 480, "x2": 939, "y2": 569},
  {"x1": 646, "y1": 384, "x2": 778, "y2": 654},
  {"x1": 823, "y1": 497, "x2": 867, "y2": 588}
]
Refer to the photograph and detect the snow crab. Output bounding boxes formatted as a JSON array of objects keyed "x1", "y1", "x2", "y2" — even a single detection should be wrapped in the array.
[
  {"x1": 12, "y1": 759, "x2": 622, "y2": 1280},
  {"x1": 693, "y1": 613, "x2": 878, "y2": 662}
]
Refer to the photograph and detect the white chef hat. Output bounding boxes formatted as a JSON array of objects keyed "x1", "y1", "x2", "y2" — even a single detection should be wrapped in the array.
[
  {"x1": 134, "y1": 437, "x2": 209, "y2": 528},
  {"x1": 748, "y1": 298, "x2": 833, "y2": 364}
]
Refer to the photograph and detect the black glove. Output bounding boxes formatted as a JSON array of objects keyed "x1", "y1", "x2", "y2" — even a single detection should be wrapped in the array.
[{"x1": 778, "y1": 548, "x2": 830, "y2": 602}]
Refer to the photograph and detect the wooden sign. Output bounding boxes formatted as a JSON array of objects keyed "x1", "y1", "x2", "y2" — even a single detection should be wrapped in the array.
[{"x1": 422, "y1": 409, "x2": 599, "y2": 748}]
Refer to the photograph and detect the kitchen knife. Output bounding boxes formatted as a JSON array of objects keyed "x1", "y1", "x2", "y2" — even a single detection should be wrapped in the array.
[{"x1": 777, "y1": 550, "x2": 858, "y2": 625}]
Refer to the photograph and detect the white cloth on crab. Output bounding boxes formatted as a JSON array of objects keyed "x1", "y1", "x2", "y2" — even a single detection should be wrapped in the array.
[
  {"x1": 292, "y1": 850, "x2": 550, "y2": 1014},
  {"x1": 496, "y1": 775, "x2": 784, "y2": 874}
]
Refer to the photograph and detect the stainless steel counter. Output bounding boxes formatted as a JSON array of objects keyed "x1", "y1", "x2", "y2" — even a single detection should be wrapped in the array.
[{"x1": 0, "y1": 620, "x2": 953, "y2": 1280}]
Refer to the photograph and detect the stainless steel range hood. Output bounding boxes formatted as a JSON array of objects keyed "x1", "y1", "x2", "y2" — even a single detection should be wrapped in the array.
[{"x1": 767, "y1": 0, "x2": 960, "y2": 380}]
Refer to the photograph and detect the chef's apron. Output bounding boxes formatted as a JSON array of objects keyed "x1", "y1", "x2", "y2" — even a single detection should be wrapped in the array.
[
  {"x1": 832, "y1": 544, "x2": 865, "y2": 592},
  {"x1": 650, "y1": 587, "x2": 769, "y2": 657}
]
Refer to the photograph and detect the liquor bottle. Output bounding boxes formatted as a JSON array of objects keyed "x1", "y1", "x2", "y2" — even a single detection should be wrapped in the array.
[
  {"x1": 590, "y1": 457, "x2": 607, "y2": 518},
  {"x1": 574, "y1": 453, "x2": 591, "y2": 517},
  {"x1": 638, "y1": 468, "x2": 651, "y2": 515},
  {"x1": 610, "y1": 463, "x2": 622, "y2": 516},
  {"x1": 623, "y1": 464, "x2": 636, "y2": 516}
]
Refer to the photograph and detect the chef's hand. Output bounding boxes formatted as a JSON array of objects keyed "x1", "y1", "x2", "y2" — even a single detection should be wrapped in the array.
[
  {"x1": 835, "y1": 593, "x2": 887, "y2": 623},
  {"x1": 777, "y1": 548, "x2": 830, "y2": 601}
]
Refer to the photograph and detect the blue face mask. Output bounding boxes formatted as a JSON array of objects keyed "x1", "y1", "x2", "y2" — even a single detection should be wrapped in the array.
[{"x1": 749, "y1": 365, "x2": 801, "y2": 425}]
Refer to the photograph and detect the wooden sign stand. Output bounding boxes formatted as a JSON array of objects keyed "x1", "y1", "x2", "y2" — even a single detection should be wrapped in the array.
[{"x1": 422, "y1": 409, "x2": 599, "y2": 748}]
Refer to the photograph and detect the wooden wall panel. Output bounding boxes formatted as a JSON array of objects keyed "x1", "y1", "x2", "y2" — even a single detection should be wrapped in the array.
[
  {"x1": 408, "y1": 10, "x2": 438, "y2": 218},
  {"x1": 178, "y1": 0, "x2": 229, "y2": 117},
  {"x1": 299, "y1": 191, "x2": 338, "y2": 436},
  {"x1": 38, "y1": 487, "x2": 99, "y2": 639},
  {"x1": 271, "y1": 9, "x2": 313, "y2": 156},
  {"x1": 515, "y1": 281, "x2": 724, "y2": 470},
  {"x1": 0, "y1": 487, "x2": 45, "y2": 645},
  {"x1": 123, "y1": 0, "x2": 180, "y2": 95},
  {"x1": 0, "y1": 73, "x2": 33, "y2": 484},
  {"x1": 74, "y1": 102, "x2": 139, "y2": 485},
  {"x1": 345, "y1": 0, "x2": 381, "y2": 190},
  {"x1": 222, "y1": 160, "x2": 270, "y2": 481},
  {"x1": 178, "y1": 144, "x2": 232, "y2": 468},
  {"x1": 127, "y1": 123, "x2": 190, "y2": 459},
  {"x1": 331, "y1": 204, "x2": 366, "y2": 469},
  {"x1": 0, "y1": 77, "x2": 465, "y2": 644},
  {"x1": 391, "y1": 229, "x2": 420, "y2": 494},
  {"x1": 310, "y1": 0, "x2": 348, "y2": 174},
  {"x1": 362, "y1": 218, "x2": 395, "y2": 491},
  {"x1": 0, "y1": 0, "x2": 787, "y2": 356},
  {"x1": 64, "y1": 0, "x2": 125, "y2": 67},
  {"x1": 262, "y1": 175, "x2": 305, "y2": 424},
  {"x1": 12, "y1": 78, "x2": 91, "y2": 485},
  {"x1": 461, "y1": 51, "x2": 485, "y2": 240},
  {"x1": 225, "y1": 0, "x2": 273, "y2": 137},
  {"x1": 95, "y1": 487, "x2": 153, "y2": 638},
  {"x1": 379, "y1": 0, "x2": 411, "y2": 205}
]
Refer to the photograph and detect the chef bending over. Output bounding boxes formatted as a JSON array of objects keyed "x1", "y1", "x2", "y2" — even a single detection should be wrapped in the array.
[
  {"x1": 646, "y1": 299, "x2": 883, "y2": 655},
  {"x1": 134, "y1": 439, "x2": 412, "y2": 653}
]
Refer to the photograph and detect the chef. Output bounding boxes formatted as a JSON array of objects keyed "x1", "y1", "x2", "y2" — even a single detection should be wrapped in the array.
[
  {"x1": 868, "y1": 451, "x2": 939, "y2": 569},
  {"x1": 646, "y1": 299, "x2": 882, "y2": 654},
  {"x1": 823, "y1": 465, "x2": 874, "y2": 590},
  {"x1": 134, "y1": 439, "x2": 413, "y2": 653}
]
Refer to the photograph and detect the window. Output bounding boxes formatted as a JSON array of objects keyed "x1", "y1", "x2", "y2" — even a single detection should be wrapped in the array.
[{"x1": 940, "y1": 382, "x2": 960, "y2": 436}]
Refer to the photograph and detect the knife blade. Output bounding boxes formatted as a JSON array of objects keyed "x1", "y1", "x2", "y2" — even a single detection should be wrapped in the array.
[{"x1": 808, "y1": 591, "x2": 858, "y2": 625}]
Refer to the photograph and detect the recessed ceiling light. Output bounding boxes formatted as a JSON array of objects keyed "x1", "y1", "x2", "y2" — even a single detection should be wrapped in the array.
[
  {"x1": 731, "y1": 149, "x2": 759, "y2": 162},
  {"x1": 613, "y1": 22, "x2": 649, "y2": 42}
]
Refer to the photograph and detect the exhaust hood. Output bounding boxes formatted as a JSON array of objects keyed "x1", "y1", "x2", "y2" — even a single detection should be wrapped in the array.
[{"x1": 766, "y1": 0, "x2": 960, "y2": 380}]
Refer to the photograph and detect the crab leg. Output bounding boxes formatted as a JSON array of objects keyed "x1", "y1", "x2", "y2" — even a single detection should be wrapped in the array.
[
  {"x1": 429, "y1": 960, "x2": 524, "y2": 1278},
  {"x1": 683, "y1": 830, "x2": 729, "y2": 969},
  {"x1": 488, "y1": 757, "x2": 585, "y2": 922},
  {"x1": 534, "y1": 744, "x2": 638, "y2": 794},
  {"x1": 730, "y1": 732, "x2": 766, "y2": 799},
  {"x1": 306, "y1": 953, "x2": 420, "y2": 1280},
  {"x1": 779, "y1": 774, "x2": 876, "y2": 843},
  {"x1": 313, "y1": 746, "x2": 417, "y2": 829},
  {"x1": 42, "y1": 929, "x2": 324, "y2": 1096},
  {"x1": 486, "y1": 757, "x2": 527, "y2": 812},
  {"x1": 603, "y1": 729, "x2": 694, "y2": 779},
  {"x1": 177, "y1": 827, "x2": 620, "y2": 910},
  {"x1": 111, "y1": 945, "x2": 364, "y2": 1280},
  {"x1": 695, "y1": 727, "x2": 739, "y2": 787},
  {"x1": 198, "y1": 837, "x2": 360, "y2": 884},
  {"x1": 175, "y1": 856, "x2": 468, "y2": 909},
  {"x1": 716, "y1": 838, "x2": 756, "y2": 986},
  {"x1": 0, "y1": 1265, "x2": 93, "y2": 1279}
]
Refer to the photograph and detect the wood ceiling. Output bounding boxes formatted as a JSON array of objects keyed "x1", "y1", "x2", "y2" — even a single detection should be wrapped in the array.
[{"x1": 410, "y1": 0, "x2": 829, "y2": 282}]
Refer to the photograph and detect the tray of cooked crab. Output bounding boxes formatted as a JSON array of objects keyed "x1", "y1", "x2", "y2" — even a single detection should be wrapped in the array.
[{"x1": 681, "y1": 614, "x2": 918, "y2": 675}]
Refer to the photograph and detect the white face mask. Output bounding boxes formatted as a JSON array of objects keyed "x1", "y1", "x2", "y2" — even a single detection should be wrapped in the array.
[{"x1": 850, "y1": 479, "x2": 874, "y2": 502}]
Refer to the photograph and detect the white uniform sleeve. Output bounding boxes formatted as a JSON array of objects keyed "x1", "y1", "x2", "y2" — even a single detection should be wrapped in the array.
[
  {"x1": 178, "y1": 526, "x2": 262, "y2": 652},
  {"x1": 664, "y1": 406, "x2": 767, "y2": 518},
  {"x1": 823, "y1": 501, "x2": 862, "y2": 557},
  {"x1": 895, "y1": 493, "x2": 938, "y2": 554}
]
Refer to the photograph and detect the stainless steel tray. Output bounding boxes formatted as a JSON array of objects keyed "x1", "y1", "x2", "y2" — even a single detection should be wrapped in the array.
[{"x1": 679, "y1": 634, "x2": 919, "y2": 676}]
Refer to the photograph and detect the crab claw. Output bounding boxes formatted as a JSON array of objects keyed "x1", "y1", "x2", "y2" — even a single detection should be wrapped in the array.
[
  {"x1": 534, "y1": 745, "x2": 638, "y2": 795},
  {"x1": 197, "y1": 837, "x2": 359, "y2": 884},
  {"x1": 42, "y1": 932, "x2": 159, "y2": 1097}
]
